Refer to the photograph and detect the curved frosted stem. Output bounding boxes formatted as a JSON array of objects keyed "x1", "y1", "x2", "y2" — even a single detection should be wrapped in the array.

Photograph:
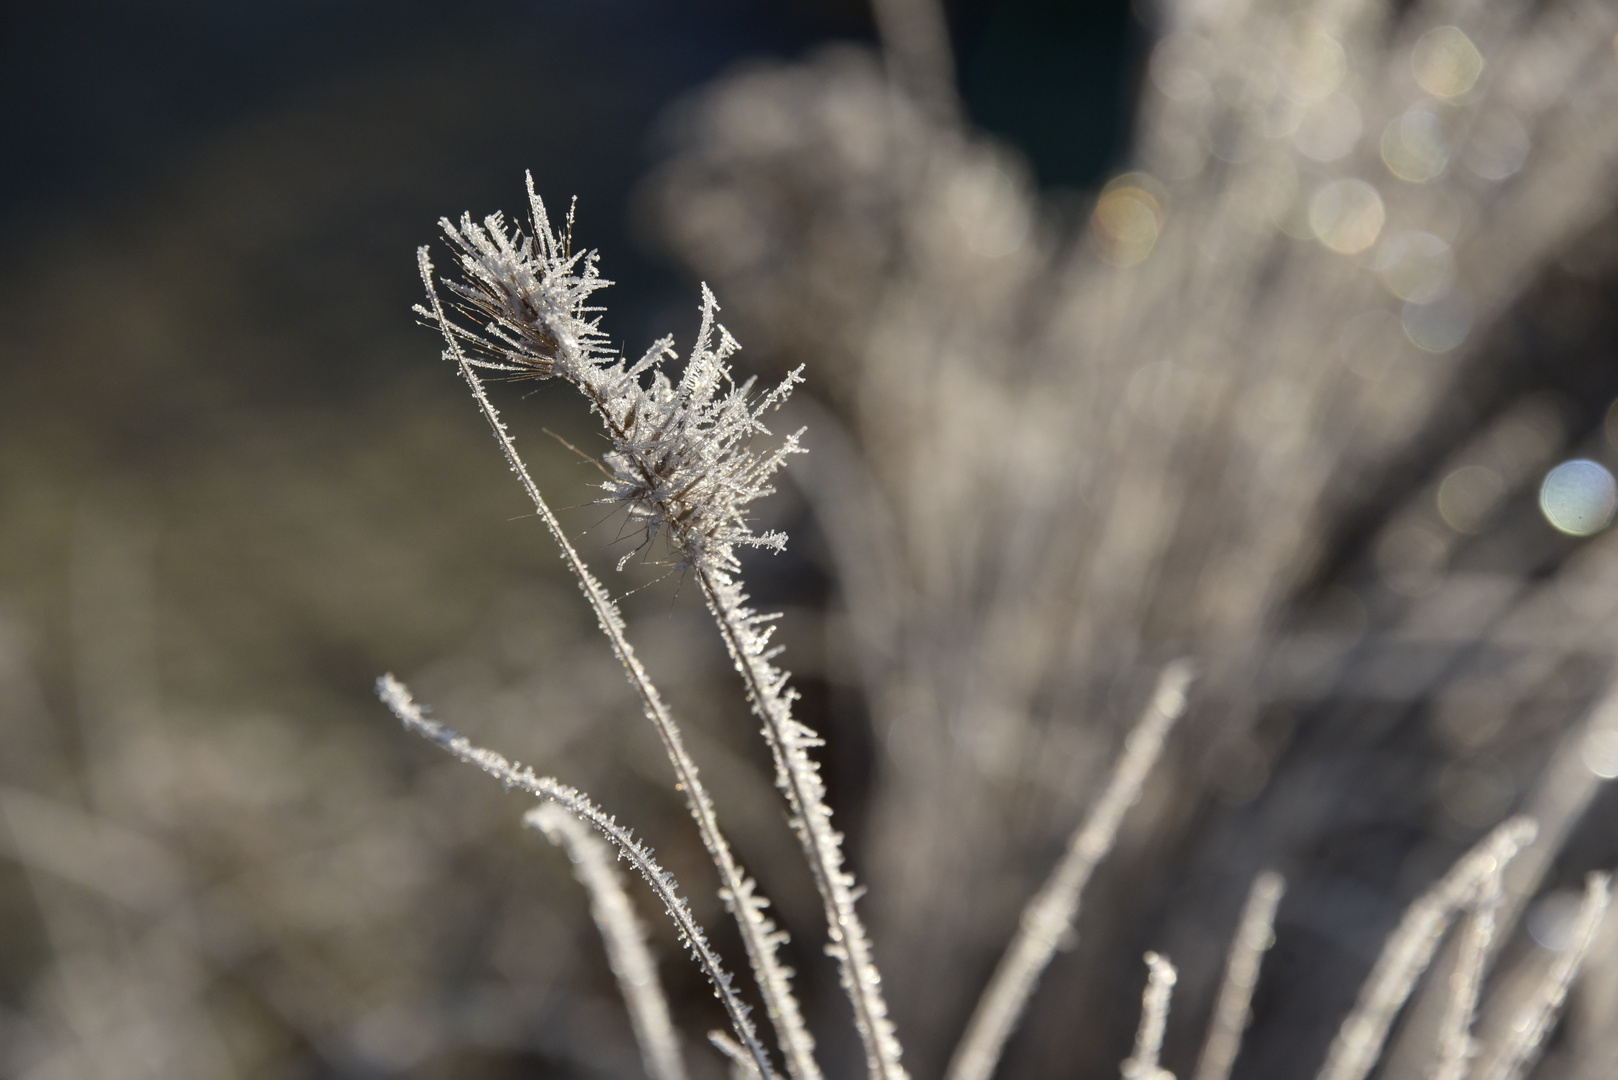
[
  {"x1": 947, "y1": 661, "x2": 1194, "y2": 1080},
  {"x1": 1193, "y1": 871, "x2": 1285, "y2": 1080},
  {"x1": 419, "y1": 249, "x2": 821, "y2": 1080},
  {"x1": 530, "y1": 802, "x2": 688, "y2": 1080},
  {"x1": 1473, "y1": 872, "x2": 1611, "y2": 1080},
  {"x1": 1314, "y1": 817, "x2": 1536, "y2": 1080},
  {"x1": 1122, "y1": 952, "x2": 1178, "y2": 1080},
  {"x1": 378, "y1": 675, "x2": 775, "y2": 1080},
  {"x1": 699, "y1": 564, "x2": 908, "y2": 1080}
]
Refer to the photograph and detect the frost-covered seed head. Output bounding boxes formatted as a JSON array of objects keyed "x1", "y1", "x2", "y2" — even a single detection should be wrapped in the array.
[{"x1": 418, "y1": 173, "x2": 805, "y2": 574}]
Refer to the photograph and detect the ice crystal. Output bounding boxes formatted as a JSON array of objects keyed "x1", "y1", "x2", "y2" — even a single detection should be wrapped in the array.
[{"x1": 420, "y1": 173, "x2": 805, "y2": 575}]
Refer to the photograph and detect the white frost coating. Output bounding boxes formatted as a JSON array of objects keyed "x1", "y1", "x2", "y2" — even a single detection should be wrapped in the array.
[
  {"x1": 712, "y1": 1030, "x2": 767, "y2": 1080},
  {"x1": 529, "y1": 802, "x2": 689, "y2": 1080},
  {"x1": 1314, "y1": 817, "x2": 1538, "y2": 1080},
  {"x1": 946, "y1": 661, "x2": 1195, "y2": 1080},
  {"x1": 1193, "y1": 871, "x2": 1285, "y2": 1080},
  {"x1": 697, "y1": 561, "x2": 909, "y2": 1080},
  {"x1": 421, "y1": 175, "x2": 805, "y2": 578},
  {"x1": 416, "y1": 186, "x2": 822, "y2": 1080},
  {"x1": 1122, "y1": 952, "x2": 1178, "y2": 1080},
  {"x1": 1472, "y1": 872, "x2": 1612, "y2": 1080},
  {"x1": 1430, "y1": 862, "x2": 1506, "y2": 1080},
  {"x1": 418, "y1": 177, "x2": 901, "y2": 1080},
  {"x1": 375, "y1": 675, "x2": 775, "y2": 1080}
]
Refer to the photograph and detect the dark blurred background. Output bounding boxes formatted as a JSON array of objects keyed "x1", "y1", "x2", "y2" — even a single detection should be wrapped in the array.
[
  {"x1": 0, "y1": 3, "x2": 1146, "y2": 1078},
  {"x1": 0, "y1": 0, "x2": 1142, "y2": 722}
]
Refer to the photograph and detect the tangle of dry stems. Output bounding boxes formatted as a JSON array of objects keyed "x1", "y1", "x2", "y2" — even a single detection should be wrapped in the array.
[{"x1": 390, "y1": 163, "x2": 1618, "y2": 1080}]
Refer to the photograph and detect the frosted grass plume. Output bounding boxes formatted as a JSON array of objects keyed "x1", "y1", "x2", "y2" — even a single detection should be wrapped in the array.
[
  {"x1": 415, "y1": 187, "x2": 823, "y2": 1080},
  {"x1": 420, "y1": 173, "x2": 805, "y2": 575},
  {"x1": 415, "y1": 177, "x2": 900, "y2": 1079}
]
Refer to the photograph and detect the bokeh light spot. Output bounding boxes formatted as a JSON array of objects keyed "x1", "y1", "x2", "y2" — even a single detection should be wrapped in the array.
[
  {"x1": 1092, "y1": 174, "x2": 1166, "y2": 266},
  {"x1": 1540, "y1": 459, "x2": 1618, "y2": 536},
  {"x1": 1382, "y1": 110, "x2": 1449, "y2": 182},
  {"x1": 1150, "y1": 34, "x2": 1212, "y2": 103},
  {"x1": 1309, "y1": 178, "x2": 1384, "y2": 253},
  {"x1": 1528, "y1": 890, "x2": 1585, "y2": 951},
  {"x1": 1293, "y1": 92, "x2": 1362, "y2": 162},
  {"x1": 1402, "y1": 295, "x2": 1472, "y2": 352},
  {"x1": 1279, "y1": 30, "x2": 1347, "y2": 103},
  {"x1": 1436, "y1": 464, "x2": 1504, "y2": 534},
  {"x1": 1375, "y1": 230, "x2": 1454, "y2": 302},
  {"x1": 1581, "y1": 728, "x2": 1618, "y2": 780},
  {"x1": 1412, "y1": 27, "x2": 1484, "y2": 98}
]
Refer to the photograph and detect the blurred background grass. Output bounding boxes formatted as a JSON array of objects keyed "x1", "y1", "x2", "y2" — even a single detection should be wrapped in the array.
[{"x1": 8, "y1": 3, "x2": 1618, "y2": 1079}]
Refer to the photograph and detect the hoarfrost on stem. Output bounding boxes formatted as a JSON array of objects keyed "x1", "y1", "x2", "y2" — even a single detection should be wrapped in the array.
[
  {"x1": 420, "y1": 173, "x2": 805, "y2": 576},
  {"x1": 417, "y1": 175, "x2": 904, "y2": 1080}
]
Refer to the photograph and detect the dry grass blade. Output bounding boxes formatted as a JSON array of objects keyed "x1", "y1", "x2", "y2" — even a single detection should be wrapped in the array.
[
  {"x1": 1314, "y1": 818, "x2": 1537, "y2": 1080},
  {"x1": 417, "y1": 241, "x2": 822, "y2": 1080},
  {"x1": 418, "y1": 181, "x2": 894, "y2": 1080},
  {"x1": 1429, "y1": 868, "x2": 1507, "y2": 1080},
  {"x1": 376, "y1": 674, "x2": 778, "y2": 1080},
  {"x1": 1193, "y1": 871, "x2": 1285, "y2": 1080},
  {"x1": 1122, "y1": 952, "x2": 1178, "y2": 1080},
  {"x1": 946, "y1": 661, "x2": 1194, "y2": 1080},
  {"x1": 529, "y1": 802, "x2": 689, "y2": 1080},
  {"x1": 697, "y1": 563, "x2": 908, "y2": 1080},
  {"x1": 1472, "y1": 872, "x2": 1612, "y2": 1080},
  {"x1": 712, "y1": 1030, "x2": 767, "y2": 1080}
]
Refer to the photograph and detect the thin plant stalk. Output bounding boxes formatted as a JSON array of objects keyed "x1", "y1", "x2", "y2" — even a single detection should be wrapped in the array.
[
  {"x1": 529, "y1": 802, "x2": 688, "y2": 1080},
  {"x1": 1192, "y1": 870, "x2": 1286, "y2": 1080},
  {"x1": 697, "y1": 561, "x2": 907, "y2": 1080},
  {"x1": 1496, "y1": 675, "x2": 1618, "y2": 945},
  {"x1": 1383, "y1": 678, "x2": 1618, "y2": 1077},
  {"x1": 1122, "y1": 952, "x2": 1178, "y2": 1080},
  {"x1": 1472, "y1": 872, "x2": 1612, "y2": 1080},
  {"x1": 417, "y1": 183, "x2": 893, "y2": 1080},
  {"x1": 375, "y1": 674, "x2": 776, "y2": 1080},
  {"x1": 713, "y1": 1030, "x2": 768, "y2": 1080},
  {"x1": 1430, "y1": 868, "x2": 1506, "y2": 1080},
  {"x1": 522, "y1": 283, "x2": 904, "y2": 1078},
  {"x1": 945, "y1": 661, "x2": 1195, "y2": 1080},
  {"x1": 1313, "y1": 817, "x2": 1537, "y2": 1080},
  {"x1": 418, "y1": 243, "x2": 821, "y2": 1080}
]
